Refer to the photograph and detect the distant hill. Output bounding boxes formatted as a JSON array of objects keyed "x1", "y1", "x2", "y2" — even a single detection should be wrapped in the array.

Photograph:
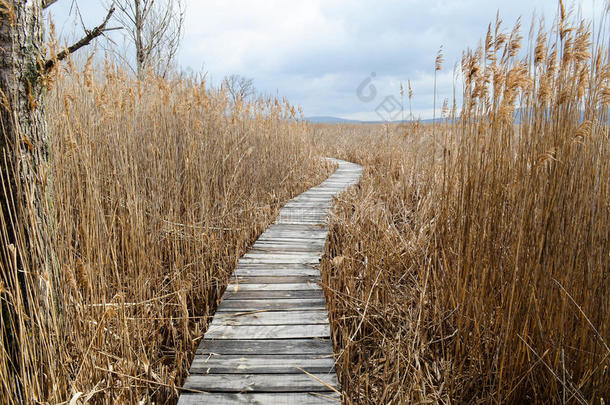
[
  {"x1": 305, "y1": 116, "x2": 444, "y2": 124},
  {"x1": 307, "y1": 110, "x2": 604, "y2": 125},
  {"x1": 305, "y1": 116, "x2": 363, "y2": 124}
]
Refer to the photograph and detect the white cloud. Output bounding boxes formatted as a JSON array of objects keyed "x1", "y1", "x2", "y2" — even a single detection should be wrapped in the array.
[{"x1": 47, "y1": 0, "x2": 606, "y2": 119}]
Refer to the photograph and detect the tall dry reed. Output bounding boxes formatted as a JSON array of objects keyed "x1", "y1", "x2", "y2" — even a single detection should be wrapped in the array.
[
  {"x1": 0, "y1": 59, "x2": 329, "y2": 404},
  {"x1": 317, "y1": 6, "x2": 609, "y2": 404}
]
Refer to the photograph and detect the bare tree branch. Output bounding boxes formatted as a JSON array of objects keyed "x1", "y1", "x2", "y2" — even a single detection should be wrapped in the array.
[
  {"x1": 42, "y1": 0, "x2": 60, "y2": 9},
  {"x1": 222, "y1": 75, "x2": 255, "y2": 104},
  {"x1": 106, "y1": 0, "x2": 184, "y2": 78},
  {"x1": 44, "y1": 6, "x2": 117, "y2": 72}
]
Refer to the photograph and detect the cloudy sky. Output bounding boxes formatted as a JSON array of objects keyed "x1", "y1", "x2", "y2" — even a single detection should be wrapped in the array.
[{"x1": 48, "y1": 1, "x2": 605, "y2": 120}]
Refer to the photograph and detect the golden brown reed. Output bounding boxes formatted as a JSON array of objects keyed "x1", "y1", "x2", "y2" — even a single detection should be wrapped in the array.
[
  {"x1": 315, "y1": 8, "x2": 609, "y2": 404},
  {"x1": 0, "y1": 60, "x2": 330, "y2": 404},
  {"x1": 1, "y1": 4, "x2": 609, "y2": 405}
]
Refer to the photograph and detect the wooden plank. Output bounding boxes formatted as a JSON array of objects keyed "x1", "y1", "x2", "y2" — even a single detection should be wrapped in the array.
[
  {"x1": 293, "y1": 191, "x2": 339, "y2": 195},
  {"x1": 276, "y1": 220, "x2": 327, "y2": 225},
  {"x1": 259, "y1": 234, "x2": 325, "y2": 239},
  {"x1": 211, "y1": 310, "x2": 329, "y2": 326},
  {"x1": 182, "y1": 373, "x2": 338, "y2": 392},
  {"x1": 275, "y1": 216, "x2": 328, "y2": 221},
  {"x1": 238, "y1": 257, "x2": 321, "y2": 265},
  {"x1": 265, "y1": 224, "x2": 327, "y2": 231},
  {"x1": 233, "y1": 268, "x2": 320, "y2": 277},
  {"x1": 277, "y1": 210, "x2": 328, "y2": 216},
  {"x1": 224, "y1": 283, "x2": 321, "y2": 292},
  {"x1": 249, "y1": 246, "x2": 323, "y2": 253},
  {"x1": 282, "y1": 202, "x2": 333, "y2": 208},
  {"x1": 249, "y1": 236, "x2": 326, "y2": 243},
  {"x1": 215, "y1": 299, "x2": 327, "y2": 312},
  {"x1": 307, "y1": 184, "x2": 348, "y2": 188},
  {"x1": 236, "y1": 262, "x2": 319, "y2": 269},
  {"x1": 276, "y1": 215, "x2": 327, "y2": 220},
  {"x1": 275, "y1": 217, "x2": 327, "y2": 223},
  {"x1": 298, "y1": 192, "x2": 340, "y2": 197},
  {"x1": 275, "y1": 219, "x2": 327, "y2": 224},
  {"x1": 189, "y1": 354, "x2": 335, "y2": 374},
  {"x1": 258, "y1": 230, "x2": 328, "y2": 237},
  {"x1": 258, "y1": 227, "x2": 328, "y2": 236},
  {"x1": 290, "y1": 193, "x2": 336, "y2": 198},
  {"x1": 279, "y1": 207, "x2": 329, "y2": 212},
  {"x1": 250, "y1": 245, "x2": 324, "y2": 251},
  {"x1": 178, "y1": 392, "x2": 341, "y2": 405},
  {"x1": 288, "y1": 197, "x2": 335, "y2": 203},
  {"x1": 204, "y1": 324, "x2": 331, "y2": 339},
  {"x1": 222, "y1": 290, "x2": 324, "y2": 300},
  {"x1": 242, "y1": 252, "x2": 321, "y2": 260},
  {"x1": 197, "y1": 338, "x2": 333, "y2": 355},
  {"x1": 254, "y1": 239, "x2": 327, "y2": 246},
  {"x1": 255, "y1": 235, "x2": 326, "y2": 241},
  {"x1": 260, "y1": 230, "x2": 328, "y2": 237},
  {"x1": 231, "y1": 275, "x2": 321, "y2": 284},
  {"x1": 240, "y1": 257, "x2": 321, "y2": 265},
  {"x1": 253, "y1": 236, "x2": 326, "y2": 242}
]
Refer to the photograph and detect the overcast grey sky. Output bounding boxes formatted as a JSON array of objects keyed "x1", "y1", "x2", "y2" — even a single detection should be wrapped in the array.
[{"x1": 48, "y1": 1, "x2": 605, "y2": 120}]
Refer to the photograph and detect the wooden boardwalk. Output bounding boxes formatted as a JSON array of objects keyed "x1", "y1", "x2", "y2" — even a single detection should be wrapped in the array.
[{"x1": 178, "y1": 159, "x2": 362, "y2": 404}]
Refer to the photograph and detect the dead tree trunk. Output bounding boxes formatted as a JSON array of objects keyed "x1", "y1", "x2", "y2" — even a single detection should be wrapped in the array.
[
  {"x1": 1, "y1": 2, "x2": 117, "y2": 400},
  {"x1": 134, "y1": 0, "x2": 145, "y2": 77},
  {"x1": 0, "y1": 0, "x2": 50, "y2": 289},
  {"x1": 0, "y1": 1, "x2": 51, "y2": 399}
]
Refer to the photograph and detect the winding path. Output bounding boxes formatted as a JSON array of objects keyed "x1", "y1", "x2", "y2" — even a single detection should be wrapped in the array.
[{"x1": 178, "y1": 158, "x2": 362, "y2": 404}]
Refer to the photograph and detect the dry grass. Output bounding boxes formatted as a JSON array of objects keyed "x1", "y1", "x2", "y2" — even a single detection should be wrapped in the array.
[
  {"x1": 316, "y1": 8, "x2": 610, "y2": 405},
  {"x1": 0, "y1": 60, "x2": 330, "y2": 404},
  {"x1": 1, "y1": 4, "x2": 609, "y2": 405}
]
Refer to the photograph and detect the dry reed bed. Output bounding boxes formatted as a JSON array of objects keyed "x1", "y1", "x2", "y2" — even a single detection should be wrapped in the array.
[
  {"x1": 0, "y1": 62, "x2": 330, "y2": 404},
  {"x1": 317, "y1": 9, "x2": 609, "y2": 404}
]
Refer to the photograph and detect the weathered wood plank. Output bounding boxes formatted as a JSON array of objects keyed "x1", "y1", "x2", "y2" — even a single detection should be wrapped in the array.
[
  {"x1": 259, "y1": 231, "x2": 328, "y2": 238},
  {"x1": 211, "y1": 310, "x2": 329, "y2": 326},
  {"x1": 253, "y1": 236, "x2": 326, "y2": 242},
  {"x1": 258, "y1": 229, "x2": 323, "y2": 235},
  {"x1": 204, "y1": 324, "x2": 331, "y2": 339},
  {"x1": 231, "y1": 275, "x2": 321, "y2": 284},
  {"x1": 252, "y1": 241, "x2": 326, "y2": 248},
  {"x1": 183, "y1": 373, "x2": 338, "y2": 392},
  {"x1": 264, "y1": 222, "x2": 327, "y2": 227},
  {"x1": 242, "y1": 252, "x2": 321, "y2": 260},
  {"x1": 189, "y1": 354, "x2": 335, "y2": 374},
  {"x1": 264, "y1": 224, "x2": 327, "y2": 231},
  {"x1": 196, "y1": 338, "x2": 333, "y2": 355},
  {"x1": 225, "y1": 283, "x2": 321, "y2": 292},
  {"x1": 249, "y1": 246, "x2": 323, "y2": 253},
  {"x1": 222, "y1": 290, "x2": 324, "y2": 300},
  {"x1": 233, "y1": 268, "x2": 320, "y2": 277},
  {"x1": 238, "y1": 257, "x2": 321, "y2": 264},
  {"x1": 276, "y1": 220, "x2": 328, "y2": 225},
  {"x1": 244, "y1": 242, "x2": 326, "y2": 249},
  {"x1": 279, "y1": 207, "x2": 329, "y2": 212},
  {"x1": 277, "y1": 211, "x2": 328, "y2": 217},
  {"x1": 215, "y1": 299, "x2": 327, "y2": 312},
  {"x1": 287, "y1": 197, "x2": 335, "y2": 203},
  {"x1": 282, "y1": 202, "x2": 333, "y2": 208},
  {"x1": 276, "y1": 215, "x2": 327, "y2": 221},
  {"x1": 236, "y1": 262, "x2": 319, "y2": 269},
  {"x1": 178, "y1": 392, "x2": 341, "y2": 405},
  {"x1": 298, "y1": 192, "x2": 341, "y2": 197},
  {"x1": 258, "y1": 232, "x2": 328, "y2": 239}
]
